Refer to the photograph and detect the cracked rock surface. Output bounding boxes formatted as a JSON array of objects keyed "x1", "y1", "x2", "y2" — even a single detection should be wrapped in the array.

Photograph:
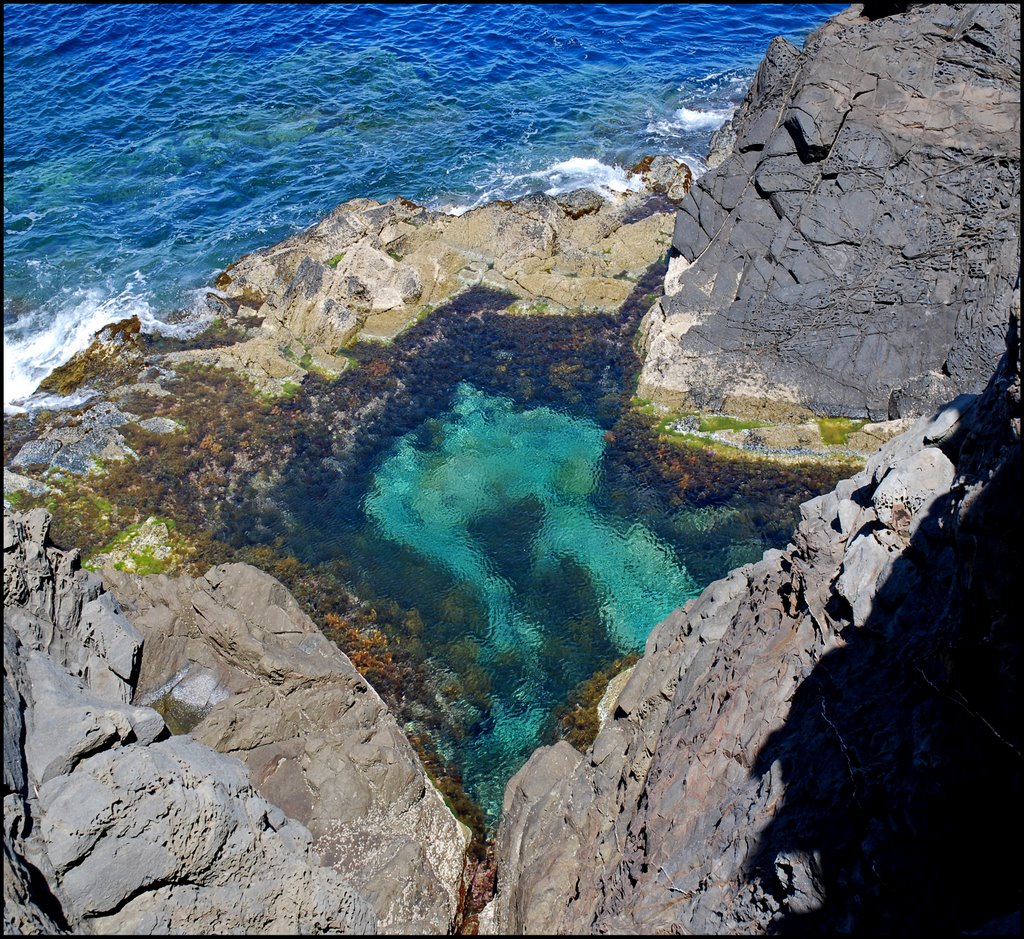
[
  {"x1": 3, "y1": 509, "x2": 376, "y2": 935},
  {"x1": 103, "y1": 562, "x2": 471, "y2": 935},
  {"x1": 489, "y1": 282, "x2": 1020, "y2": 933},
  {"x1": 639, "y1": 3, "x2": 1020, "y2": 421}
]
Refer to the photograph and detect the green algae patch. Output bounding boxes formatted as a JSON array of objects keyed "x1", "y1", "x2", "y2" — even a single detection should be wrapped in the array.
[
  {"x1": 697, "y1": 414, "x2": 770, "y2": 433},
  {"x1": 16, "y1": 476, "x2": 124, "y2": 560},
  {"x1": 656, "y1": 413, "x2": 771, "y2": 436},
  {"x1": 817, "y1": 416, "x2": 868, "y2": 445},
  {"x1": 147, "y1": 692, "x2": 209, "y2": 736},
  {"x1": 507, "y1": 298, "x2": 552, "y2": 316},
  {"x1": 84, "y1": 515, "x2": 190, "y2": 575}
]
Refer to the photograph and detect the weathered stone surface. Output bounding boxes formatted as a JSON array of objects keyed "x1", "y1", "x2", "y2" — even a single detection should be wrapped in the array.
[
  {"x1": 11, "y1": 401, "x2": 139, "y2": 476},
  {"x1": 103, "y1": 561, "x2": 470, "y2": 934},
  {"x1": 3, "y1": 468, "x2": 48, "y2": 500},
  {"x1": 491, "y1": 286, "x2": 1020, "y2": 934},
  {"x1": 136, "y1": 415, "x2": 182, "y2": 434},
  {"x1": 3, "y1": 508, "x2": 377, "y2": 935},
  {"x1": 36, "y1": 316, "x2": 146, "y2": 399},
  {"x1": 640, "y1": 4, "x2": 1020, "y2": 420},
  {"x1": 193, "y1": 159, "x2": 689, "y2": 393},
  {"x1": 38, "y1": 729, "x2": 374, "y2": 935},
  {"x1": 3, "y1": 507, "x2": 141, "y2": 703}
]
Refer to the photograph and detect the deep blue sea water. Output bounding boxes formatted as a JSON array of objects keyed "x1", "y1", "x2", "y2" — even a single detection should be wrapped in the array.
[{"x1": 4, "y1": 3, "x2": 844, "y2": 413}]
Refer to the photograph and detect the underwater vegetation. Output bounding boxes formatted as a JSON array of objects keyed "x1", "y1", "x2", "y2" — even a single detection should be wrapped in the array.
[{"x1": 20, "y1": 258, "x2": 855, "y2": 835}]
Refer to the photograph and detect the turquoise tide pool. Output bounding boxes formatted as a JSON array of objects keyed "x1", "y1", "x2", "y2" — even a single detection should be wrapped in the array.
[{"x1": 363, "y1": 383, "x2": 699, "y2": 812}]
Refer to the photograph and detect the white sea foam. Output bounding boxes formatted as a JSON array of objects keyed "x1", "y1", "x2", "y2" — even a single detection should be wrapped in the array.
[
  {"x1": 437, "y1": 156, "x2": 644, "y2": 216},
  {"x1": 3, "y1": 274, "x2": 212, "y2": 416},
  {"x1": 4, "y1": 285, "x2": 142, "y2": 415},
  {"x1": 649, "y1": 105, "x2": 735, "y2": 136},
  {"x1": 673, "y1": 105, "x2": 735, "y2": 130},
  {"x1": 12, "y1": 389, "x2": 99, "y2": 414},
  {"x1": 534, "y1": 157, "x2": 643, "y2": 196}
]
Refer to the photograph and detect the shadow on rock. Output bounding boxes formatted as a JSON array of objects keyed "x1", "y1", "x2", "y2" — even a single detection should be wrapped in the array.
[{"x1": 745, "y1": 314, "x2": 1021, "y2": 935}]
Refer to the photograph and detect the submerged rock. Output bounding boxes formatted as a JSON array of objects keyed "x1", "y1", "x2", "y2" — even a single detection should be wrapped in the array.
[{"x1": 639, "y1": 3, "x2": 1021, "y2": 420}]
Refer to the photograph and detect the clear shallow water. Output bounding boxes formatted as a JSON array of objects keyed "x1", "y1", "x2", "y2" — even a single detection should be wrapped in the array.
[
  {"x1": 268, "y1": 273, "x2": 837, "y2": 822},
  {"x1": 4, "y1": 3, "x2": 844, "y2": 412},
  {"x1": 362, "y1": 383, "x2": 698, "y2": 813}
]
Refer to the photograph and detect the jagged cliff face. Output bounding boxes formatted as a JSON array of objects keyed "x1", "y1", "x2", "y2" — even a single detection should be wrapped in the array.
[
  {"x1": 488, "y1": 282, "x2": 1020, "y2": 932},
  {"x1": 2, "y1": 509, "x2": 469, "y2": 935},
  {"x1": 5, "y1": 5, "x2": 1021, "y2": 935},
  {"x1": 2, "y1": 511, "x2": 377, "y2": 934},
  {"x1": 638, "y1": 3, "x2": 1020, "y2": 421},
  {"x1": 490, "y1": 12, "x2": 1022, "y2": 920}
]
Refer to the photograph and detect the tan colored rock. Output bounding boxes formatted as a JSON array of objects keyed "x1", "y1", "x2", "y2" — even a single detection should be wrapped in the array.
[
  {"x1": 846, "y1": 418, "x2": 915, "y2": 453},
  {"x1": 745, "y1": 421, "x2": 824, "y2": 451},
  {"x1": 327, "y1": 241, "x2": 423, "y2": 312},
  {"x1": 631, "y1": 154, "x2": 694, "y2": 201},
  {"x1": 206, "y1": 156, "x2": 691, "y2": 386}
]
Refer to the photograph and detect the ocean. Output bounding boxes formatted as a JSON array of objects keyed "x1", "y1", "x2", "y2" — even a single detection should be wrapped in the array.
[{"x1": 4, "y1": 3, "x2": 844, "y2": 414}]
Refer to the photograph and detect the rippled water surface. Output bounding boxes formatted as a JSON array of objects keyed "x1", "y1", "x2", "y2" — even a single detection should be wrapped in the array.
[
  {"x1": 4, "y1": 3, "x2": 843, "y2": 411},
  {"x1": 360, "y1": 383, "x2": 698, "y2": 812},
  {"x1": 253, "y1": 286, "x2": 850, "y2": 822}
]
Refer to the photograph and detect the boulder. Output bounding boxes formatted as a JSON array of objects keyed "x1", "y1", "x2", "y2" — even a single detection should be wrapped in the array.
[
  {"x1": 639, "y1": 4, "x2": 1020, "y2": 420},
  {"x1": 104, "y1": 561, "x2": 470, "y2": 934}
]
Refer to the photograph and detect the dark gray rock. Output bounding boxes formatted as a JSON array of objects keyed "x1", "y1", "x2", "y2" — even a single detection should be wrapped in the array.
[
  {"x1": 491, "y1": 285, "x2": 1020, "y2": 934},
  {"x1": 640, "y1": 4, "x2": 1020, "y2": 420},
  {"x1": 11, "y1": 401, "x2": 139, "y2": 476},
  {"x1": 554, "y1": 188, "x2": 606, "y2": 219}
]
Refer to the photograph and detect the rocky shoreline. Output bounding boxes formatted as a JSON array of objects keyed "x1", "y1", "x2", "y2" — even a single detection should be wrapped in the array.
[
  {"x1": 4, "y1": 3, "x2": 1020, "y2": 935},
  {"x1": 639, "y1": 2, "x2": 1019, "y2": 422}
]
